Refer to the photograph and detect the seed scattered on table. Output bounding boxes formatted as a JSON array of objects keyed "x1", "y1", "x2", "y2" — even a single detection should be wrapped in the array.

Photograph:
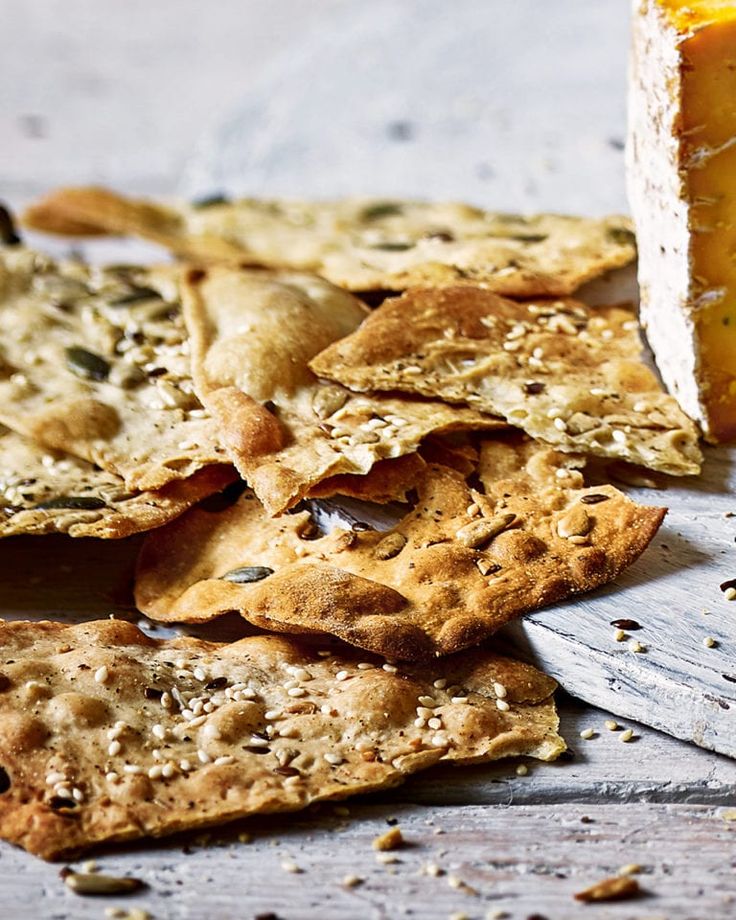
[
  {"x1": 620, "y1": 728, "x2": 634, "y2": 742},
  {"x1": 372, "y1": 826, "x2": 404, "y2": 851},
  {"x1": 574, "y1": 875, "x2": 641, "y2": 902},
  {"x1": 580, "y1": 728, "x2": 596, "y2": 740},
  {"x1": 604, "y1": 720, "x2": 619, "y2": 731},
  {"x1": 703, "y1": 636, "x2": 717, "y2": 648}
]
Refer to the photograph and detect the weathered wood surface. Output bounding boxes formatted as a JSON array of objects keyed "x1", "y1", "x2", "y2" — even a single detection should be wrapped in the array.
[{"x1": 3, "y1": 803, "x2": 736, "y2": 920}]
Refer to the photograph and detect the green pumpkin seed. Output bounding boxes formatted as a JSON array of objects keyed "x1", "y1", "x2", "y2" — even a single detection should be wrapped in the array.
[
  {"x1": 360, "y1": 202, "x2": 403, "y2": 221},
  {"x1": 510, "y1": 233, "x2": 548, "y2": 243},
  {"x1": 0, "y1": 204, "x2": 20, "y2": 246},
  {"x1": 369, "y1": 241, "x2": 414, "y2": 252},
  {"x1": 65, "y1": 346, "x2": 111, "y2": 382},
  {"x1": 607, "y1": 227, "x2": 636, "y2": 247},
  {"x1": 191, "y1": 192, "x2": 231, "y2": 209},
  {"x1": 62, "y1": 870, "x2": 145, "y2": 896},
  {"x1": 220, "y1": 565, "x2": 274, "y2": 584},
  {"x1": 35, "y1": 496, "x2": 107, "y2": 511},
  {"x1": 108, "y1": 286, "x2": 162, "y2": 307}
]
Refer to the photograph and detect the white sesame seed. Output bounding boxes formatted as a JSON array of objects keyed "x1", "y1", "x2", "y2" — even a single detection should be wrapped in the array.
[
  {"x1": 181, "y1": 709, "x2": 195, "y2": 721},
  {"x1": 516, "y1": 764, "x2": 529, "y2": 776},
  {"x1": 431, "y1": 733, "x2": 448, "y2": 748},
  {"x1": 425, "y1": 863, "x2": 443, "y2": 877},
  {"x1": 148, "y1": 765, "x2": 163, "y2": 780},
  {"x1": 214, "y1": 755, "x2": 236, "y2": 766},
  {"x1": 248, "y1": 736, "x2": 270, "y2": 748},
  {"x1": 355, "y1": 739, "x2": 372, "y2": 752},
  {"x1": 265, "y1": 709, "x2": 283, "y2": 720},
  {"x1": 725, "y1": 587, "x2": 736, "y2": 601},
  {"x1": 320, "y1": 704, "x2": 332, "y2": 715},
  {"x1": 193, "y1": 667, "x2": 206, "y2": 681},
  {"x1": 94, "y1": 666, "x2": 109, "y2": 684},
  {"x1": 292, "y1": 668, "x2": 312, "y2": 681},
  {"x1": 151, "y1": 724, "x2": 166, "y2": 740},
  {"x1": 123, "y1": 764, "x2": 143, "y2": 774},
  {"x1": 197, "y1": 749, "x2": 212, "y2": 764},
  {"x1": 590, "y1": 387, "x2": 606, "y2": 396},
  {"x1": 433, "y1": 678, "x2": 448, "y2": 689},
  {"x1": 553, "y1": 417, "x2": 568, "y2": 432},
  {"x1": 287, "y1": 687, "x2": 306, "y2": 698},
  {"x1": 105, "y1": 772, "x2": 119, "y2": 783},
  {"x1": 629, "y1": 640, "x2": 645, "y2": 653},
  {"x1": 496, "y1": 699, "x2": 510, "y2": 712},
  {"x1": 620, "y1": 729, "x2": 634, "y2": 742},
  {"x1": 46, "y1": 771, "x2": 66, "y2": 786},
  {"x1": 324, "y1": 753, "x2": 343, "y2": 765},
  {"x1": 580, "y1": 728, "x2": 596, "y2": 740},
  {"x1": 466, "y1": 504, "x2": 480, "y2": 518},
  {"x1": 612, "y1": 429, "x2": 627, "y2": 444},
  {"x1": 161, "y1": 762, "x2": 175, "y2": 778},
  {"x1": 704, "y1": 636, "x2": 717, "y2": 648},
  {"x1": 605, "y1": 720, "x2": 619, "y2": 731},
  {"x1": 546, "y1": 406, "x2": 564, "y2": 419},
  {"x1": 414, "y1": 718, "x2": 426, "y2": 728},
  {"x1": 71, "y1": 787, "x2": 84, "y2": 802},
  {"x1": 416, "y1": 706, "x2": 433, "y2": 719},
  {"x1": 281, "y1": 861, "x2": 302, "y2": 874},
  {"x1": 240, "y1": 687, "x2": 258, "y2": 700},
  {"x1": 160, "y1": 691, "x2": 172, "y2": 709},
  {"x1": 356, "y1": 662, "x2": 374, "y2": 670},
  {"x1": 179, "y1": 759, "x2": 193, "y2": 772},
  {"x1": 382, "y1": 663, "x2": 398, "y2": 673},
  {"x1": 493, "y1": 682, "x2": 507, "y2": 699},
  {"x1": 335, "y1": 670, "x2": 350, "y2": 682},
  {"x1": 417, "y1": 695, "x2": 437, "y2": 708},
  {"x1": 108, "y1": 740, "x2": 122, "y2": 757},
  {"x1": 343, "y1": 874, "x2": 363, "y2": 888},
  {"x1": 615, "y1": 629, "x2": 627, "y2": 642},
  {"x1": 187, "y1": 715, "x2": 207, "y2": 729},
  {"x1": 447, "y1": 874, "x2": 463, "y2": 889},
  {"x1": 427, "y1": 717, "x2": 442, "y2": 730},
  {"x1": 451, "y1": 696, "x2": 469, "y2": 705}
]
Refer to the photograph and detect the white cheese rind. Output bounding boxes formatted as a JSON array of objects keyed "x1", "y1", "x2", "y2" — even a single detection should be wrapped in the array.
[{"x1": 626, "y1": 0, "x2": 708, "y2": 432}]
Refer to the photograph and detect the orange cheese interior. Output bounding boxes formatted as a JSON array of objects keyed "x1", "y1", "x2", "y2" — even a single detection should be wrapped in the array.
[{"x1": 659, "y1": 1, "x2": 736, "y2": 440}]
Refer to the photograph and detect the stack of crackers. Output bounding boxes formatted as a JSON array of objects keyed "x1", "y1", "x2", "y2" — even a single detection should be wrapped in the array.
[{"x1": 0, "y1": 189, "x2": 701, "y2": 860}]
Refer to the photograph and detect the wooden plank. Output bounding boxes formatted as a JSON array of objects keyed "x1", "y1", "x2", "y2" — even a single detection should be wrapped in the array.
[{"x1": 2, "y1": 803, "x2": 735, "y2": 919}]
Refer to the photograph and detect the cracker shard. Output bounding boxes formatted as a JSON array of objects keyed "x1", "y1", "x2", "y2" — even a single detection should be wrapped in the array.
[
  {"x1": 135, "y1": 435, "x2": 666, "y2": 660},
  {"x1": 23, "y1": 187, "x2": 637, "y2": 296},
  {"x1": 0, "y1": 619, "x2": 563, "y2": 859},
  {"x1": 309, "y1": 285, "x2": 702, "y2": 476}
]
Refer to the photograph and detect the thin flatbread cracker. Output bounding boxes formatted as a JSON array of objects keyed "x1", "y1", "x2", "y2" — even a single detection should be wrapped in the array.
[
  {"x1": 0, "y1": 619, "x2": 564, "y2": 859},
  {"x1": 182, "y1": 266, "x2": 505, "y2": 515},
  {"x1": 310, "y1": 286, "x2": 702, "y2": 476},
  {"x1": 307, "y1": 453, "x2": 426, "y2": 503},
  {"x1": 135, "y1": 440, "x2": 665, "y2": 660},
  {"x1": 23, "y1": 187, "x2": 637, "y2": 296},
  {"x1": 0, "y1": 247, "x2": 226, "y2": 491},
  {"x1": 0, "y1": 426, "x2": 235, "y2": 538}
]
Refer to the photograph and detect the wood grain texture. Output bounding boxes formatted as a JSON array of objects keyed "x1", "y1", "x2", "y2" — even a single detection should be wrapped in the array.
[{"x1": 2, "y1": 803, "x2": 735, "y2": 919}]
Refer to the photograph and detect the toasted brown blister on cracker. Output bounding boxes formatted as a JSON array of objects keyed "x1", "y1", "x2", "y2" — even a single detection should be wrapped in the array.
[
  {"x1": 0, "y1": 426, "x2": 235, "y2": 538},
  {"x1": 135, "y1": 438, "x2": 665, "y2": 660},
  {"x1": 0, "y1": 248, "x2": 227, "y2": 491},
  {"x1": 0, "y1": 619, "x2": 564, "y2": 859},
  {"x1": 181, "y1": 266, "x2": 505, "y2": 515},
  {"x1": 23, "y1": 187, "x2": 636, "y2": 296},
  {"x1": 311, "y1": 286, "x2": 702, "y2": 476}
]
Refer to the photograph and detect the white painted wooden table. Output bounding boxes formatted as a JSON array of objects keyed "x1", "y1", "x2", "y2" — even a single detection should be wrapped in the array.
[{"x1": 5, "y1": 2, "x2": 736, "y2": 918}]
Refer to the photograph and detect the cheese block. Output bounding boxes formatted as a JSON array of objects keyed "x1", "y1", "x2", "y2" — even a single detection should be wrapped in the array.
[{"x1": 627, "y1": 0, "x2": 736, "y2": 442}]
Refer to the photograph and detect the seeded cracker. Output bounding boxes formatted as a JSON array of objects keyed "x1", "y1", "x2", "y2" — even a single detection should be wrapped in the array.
[
  {"x1": 23, "y1": 187, "x2": 636, "y2": 296},
  {"x1": 0, "y1": 425, "x2": 235, "y2": 538},
  {"x1": 181, "y1": 266, "x2": 505, "y2": 515},
  {"x1": 0, "y1": 247, "x2": 226, "y2": 491},
  {"x1": 310, "y1": 285, "x2": 702, "y2": 475},
  {"x1": 0, "y1": 619, "x2": 564, "y2": 859},
  {"x1": 135, "y1": 437, "x2": 665, "y2": 659}
]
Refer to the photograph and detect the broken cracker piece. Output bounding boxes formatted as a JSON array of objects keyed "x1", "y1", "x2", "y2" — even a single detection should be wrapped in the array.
[
  {"x1": 310, "y1": 285, "x2": 702, "y2": 476},
  {"x1": 0, "y1": 619, "x2": 563, "y2": 859},
  {"x1": 135, "y1": 436, "x2": 665, "y2": 660},
  {"x1": 574, "y1": 875, "x2": 642, "y2": 903},
  {"x1": 23, "y1": 187, "x2": 636, "y2": 296}
]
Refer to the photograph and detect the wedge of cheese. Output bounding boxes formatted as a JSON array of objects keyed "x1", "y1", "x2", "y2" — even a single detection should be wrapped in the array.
[{"x1": 628, "y1": 0, "x2": 736, "y2": 442}]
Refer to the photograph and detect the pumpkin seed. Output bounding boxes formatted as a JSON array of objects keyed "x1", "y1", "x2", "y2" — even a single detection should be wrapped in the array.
[
  {"x1": 0, "y1": 765, "x2": 10, "y2": 793},
  {"x1": 0, "y1": 204, "x2": 20, "y2": 246},
  {"x1": 456, "y1": 513, "x2": 516, "y2": 549},
  {"x1": 62, "y1": 870, "x2": 145, "y2": 896},
  {"x1": 510, "y1": 233, "x2": 548, "y2": 243},
  {"x1": 65, "y1": 346, "x2": 111, "y2": 382},
  {"x1": 220, "y1": 565, "x2": 274, "y2": 584},
  {"x1": 580, "y1": 493, "x2": 609, "y2": 505},
  {"x1": 607, "y1": 226, "x2": 636, "y2": 247},
  {"x1": 523, "y1": 381, "x2": 545, "y2": 395},
  {"x1": 191, "y1": 192, "x2": 231, "y2": 209},
  {"x1": 35, "y1": 496, "x2": 107, "y2": 511},
  {"x1": 360, "y1": 202, "x2": 403, "y2": 221},
  {"x1": 369, "y1": 241, "x2": 414, "y2": 252},
  {"x1": 374, "y1": 532, "x2": 407, "y2": 560},
  {"x1": 200, "y1": 480, "x2": 247, "y2": 512},
  {"x1": 556, "y1": 506, "x2": 592, "y2": 539}
]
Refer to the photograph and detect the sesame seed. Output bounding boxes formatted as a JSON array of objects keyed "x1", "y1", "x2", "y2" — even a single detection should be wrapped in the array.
[
  {"x1": 425, "y1": 863, "x2": 443, "y2": 877},
  {"x1": 605, "y1": 720, "x2": 619, "y2": 731},
  {"x1": 451, "y1": 696, "x2": 469, "y2": 705},
  {"x1": 515, "y1": 764, "x2": 529, "y2": 776},
  {"x1": 704, "y1": 636, "x2": 717, "y2": 648},
  {"x1": 108, "y1": 740, "x2": 122, "y2": 757},
  {"x1": 553, "y1": 417, "x2": 568, "y2": 432},
  {"x1": 278, "y1": 727, "x2": 299, "y2": 738},
  {"x1": 431, "y1": 733, "x2": 448, "y2": 747},
  {"x1": 292, "y1": 668, "x2": 312, "y2": 681},
  {"x1": 615, "y1": 629, "x2": 627, "y2": 642},
  {"x1": 320, "y1": 704, "x2": 332, "y2": 715},
  {"x1": 179, "y1": 759, "x2": 193, "y2": 772},
  {"x1": 620, "y1": 729, "x2": 635, "y2": 742},
  {"x1": 433, "y1": 678, "x2": 448, "y2": 689},
  {"x1": 148, "y1": 765, "x2": 163, "y2": 780},
  {"x1": 382, "y1": 663, "x2": 398, "y2": 673},
  {"x1": 324, "y1": 753, "x2": 343, "y2": 765},
  {"x1": 466, "y1": 503, "x2": 480, "y2": 518},
  {"x1": 160, "y1": 691, "x2": 173, "y2": 709},
  {"x1": 71, "y1": 787, "x2": 84, "y2": 802},
  {"x1": 356, "y1": 662, "x2": 374, "y2": 670},
  {"x1": 417, "y1": 695, "x2": 437, "y2": 708},
  {"x1": 355, "y1": 739, "x2": 372, "y2": 752},
  {"x1": 281, "y1": 861, "x2": 302, "y2": 874},
  {"x1": 265, "y1": 709, "x2": 283, "y2": 720},
  {"x1": 580, "y1": 728, "x2": 596, "y2": 740},
  {"x1": 493, "y1": 682, "x2": 507, "y2": 699},
  {"x1": 416, "y1": 706, "x2": 433, "y2": 719},
  {"x1": 428, "y1": 717, "x2": 442, "y2": 730},
  {"x1": 375, "y1": 852, "x2": 398, "y2": 865},
  {"x1": 447, "y1": 875, "x2": 463, "y2": 889},
  {"x1": 335, "y1": 670, "x2": 350, "y2": 682},
  {"x1": 193, "y1": 667, "x2": 206, "y2": 681},
  {"x1": 105, "y1": 772, "x2": 119, "y2": 783},
  {"x1": 161, "y1": 762, "x2": 175, "y2": 778},
  {"x1": 414, "y1": 718, "x2": 426, "y2": 728},
  {"x1": 619, "y1": 862, "x2": 642, "y2": 875},
  {"x1": 612, "y1": 429, "x2": 627, "y2": 444},
  {"x1": 725, "y1": 587, "x2": 736, "y2": 601},
  {"x1": 214, "y1": 755, "x2": 236, "y2": 766},
  {"x1": 123, "y1": 764, "x2": 143, "y2": 774},
  {"x1": 343, "y1": 874, "x2": 363, "y2": 888},
  {"x1": 496, "y1": 699, "x2": 510, "y2": 712},
  {"x1": 197, "y1": 749, "x2": 212, "y2": 764},
  {"x1": 151, "y1": 724, "x2": 166, "y2": 740},
  {"x1": 240, "y1": 687, "x2": 257, "y2": 700},
  {"x1": 287, "y1": 687, "x2": 306, "y2": 698},
  {"x1": 629, "y1": 640, "x2": 645, "y2": 653},
  {"x1": 248, "y1": 735, "x2": 270, "y2": 748},
  {"x1": 94, "y1": 666, "x2": 109, "y2": 684},
  {"x1": 46, "y1": 771, "x2": 66, "y2": 786}
]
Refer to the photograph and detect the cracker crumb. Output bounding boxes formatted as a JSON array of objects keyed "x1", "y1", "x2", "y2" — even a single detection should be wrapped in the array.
[
  {"x1": 619, "y1": 862, "x2": 642, "y2": 875},
  {"x1": 281, "y1": 860, "x2": 302, "y2": 874},
  {"x1": 515, "y1": 764, "x2": 528, "y2": 776},
  {"x1": 342, "y1": 873, "x2": 363, "y2": 888},
  {"x1": 604, "y1": 719, "x2": 619, "y2": 731},
  {"x1": 372, "y1": 826, "x2": 403, "y2": 851},
  {"x1": 579, "y1": 728, "x2": 596, "y2": 740},
  {"x1": 620, "y1": 728, "x2": 635, "y2": 743},
  {"x1": 703, "y1": 636, "x2": 717, "y2": 648},
  {"x1": 574, "y1": 875, "x2": 641, "y2": 902}
]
